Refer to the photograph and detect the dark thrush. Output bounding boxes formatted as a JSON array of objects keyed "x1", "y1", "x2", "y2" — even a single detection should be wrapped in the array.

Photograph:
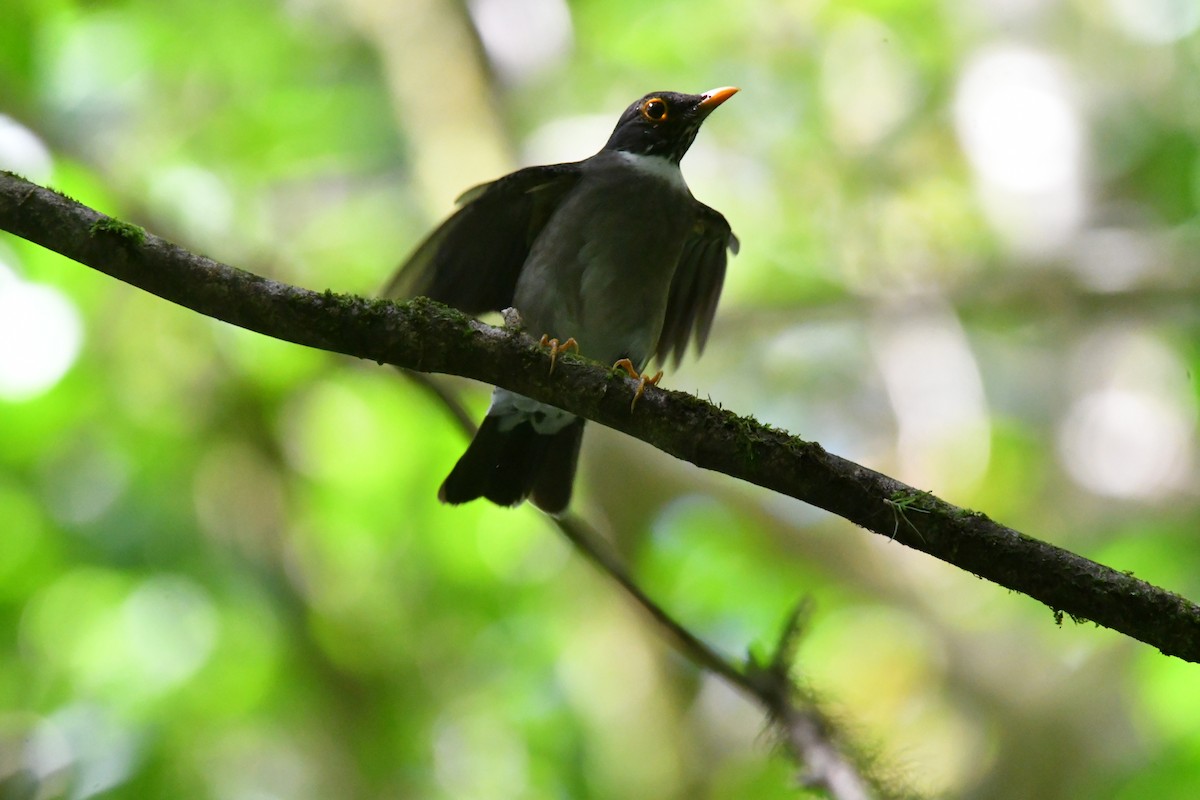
[{"x1": 386, "y1": 87, "x2": 739, "y2": 514}]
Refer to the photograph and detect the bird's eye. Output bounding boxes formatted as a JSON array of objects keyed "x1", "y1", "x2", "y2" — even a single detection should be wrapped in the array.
[{"x1": 640, "y1": 98, "x2": 668, "y2": 123}]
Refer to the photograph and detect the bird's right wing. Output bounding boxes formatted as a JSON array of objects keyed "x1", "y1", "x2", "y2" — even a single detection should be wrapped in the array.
[{"x1": 382, "y1": 163, "x2": 583, "y2": 314}]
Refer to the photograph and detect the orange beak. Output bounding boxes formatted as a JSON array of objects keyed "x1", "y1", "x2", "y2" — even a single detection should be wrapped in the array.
[{"x1": 697, "y1": 86, "x2": 740, "y2": 112}]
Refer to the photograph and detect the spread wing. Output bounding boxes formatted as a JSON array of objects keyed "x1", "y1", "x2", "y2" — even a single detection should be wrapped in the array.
[
  {"x1": 655, "y1": 202, "x2": 739, "y2": 367},
  {"x1": 382, "y1": 163, "x2": 583, "y2": 314}
]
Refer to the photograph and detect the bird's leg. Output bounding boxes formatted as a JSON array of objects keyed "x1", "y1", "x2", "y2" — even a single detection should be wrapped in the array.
[
  {"x1": 538, "y1": 335, "x2": 579, "y2": 374},
  {"x1": 612, "y1": 358, "x2": 663, "y2": 411}
]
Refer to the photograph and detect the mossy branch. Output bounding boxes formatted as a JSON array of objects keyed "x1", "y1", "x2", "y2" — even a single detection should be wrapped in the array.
[{"x1": 2, "y1": 170, "x2": 1198, "y2": 662}]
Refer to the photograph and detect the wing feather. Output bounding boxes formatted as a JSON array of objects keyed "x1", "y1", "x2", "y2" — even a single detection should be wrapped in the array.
[
  {"x1": 382, "y1": 163, "x2": 582, "y2": 314},
  {"x1": 655, "y1": 203, "x2": 738, "y2": 367}
]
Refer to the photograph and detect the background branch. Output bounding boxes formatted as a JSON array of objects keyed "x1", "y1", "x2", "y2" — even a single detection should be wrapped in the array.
[
  {"x1": 2, "y1": 170, "x2": 1198, "y2": 666},
  {"x1": 418, "y1": 368, "x2": 886, "y2": 796}
]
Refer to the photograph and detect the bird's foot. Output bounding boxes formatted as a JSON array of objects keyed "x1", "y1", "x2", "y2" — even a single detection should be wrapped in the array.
[
  {"x1": 613, "y1": 358, "x2": 663, "y2": 411},
  {"x1": 538, "y1": 335, "x2": 579, "y2": 374}
]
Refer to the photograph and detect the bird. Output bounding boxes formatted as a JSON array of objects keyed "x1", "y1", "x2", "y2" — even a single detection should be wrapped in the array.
[{"x1": 385, "y1": 87, "x2": 739, "y2": 515}]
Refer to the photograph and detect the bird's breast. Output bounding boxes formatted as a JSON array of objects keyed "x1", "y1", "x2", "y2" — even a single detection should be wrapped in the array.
[{"x1": 514, "y1": 155, "x2": 696, "y2": 364}]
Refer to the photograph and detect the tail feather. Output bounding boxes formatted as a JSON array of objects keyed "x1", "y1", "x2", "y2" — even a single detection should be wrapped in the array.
[
  {"x1": 531, "y1": 419, "x2": 585, "y2": 515},
  {"x1": 438, "y1": 415, "x2": 585, "y2": 513}
]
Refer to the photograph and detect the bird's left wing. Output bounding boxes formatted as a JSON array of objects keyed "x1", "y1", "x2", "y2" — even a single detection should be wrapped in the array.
[
  {"x1": 655, "y1": 202, "x2": 739, "y2": 367},
  {"x1": 382, "y1": 163, "x2": 583, "y2": 314}
]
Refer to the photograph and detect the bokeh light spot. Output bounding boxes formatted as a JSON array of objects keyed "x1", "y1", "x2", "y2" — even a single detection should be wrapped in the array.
[
  {"x1": 1105, "y1": 0, "x2": 1200, "y2": 43},
  {"x1": 955, "y1": 46, "x2": 1085, "y2": 254},
  {"x1": 0, "y1": 263, "x2": 83, "y2": 400},
  {"x1": 0, "y1": 115, "x2": 54, "y2": 181},
  {"x1": 468, "y1": 0, "x2": 573, "y2": 83}
]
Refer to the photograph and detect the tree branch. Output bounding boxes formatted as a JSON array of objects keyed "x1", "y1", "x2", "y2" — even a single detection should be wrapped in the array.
[{"x1": 2, "y1": 170, "x2": 1198, "y2": 663}]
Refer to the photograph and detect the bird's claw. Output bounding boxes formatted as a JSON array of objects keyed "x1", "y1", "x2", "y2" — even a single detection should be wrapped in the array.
[
  {"x1": 538, "y1": 335, "x2": 578, "y2": 374},
  {"x1": 613, "y1": 358, "x2": 663, "y2": 411}
]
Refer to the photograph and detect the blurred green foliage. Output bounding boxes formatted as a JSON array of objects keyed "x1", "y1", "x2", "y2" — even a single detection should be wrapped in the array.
[{"x1": 1, "y1": 0, "x2": 1199, "y2": 797}]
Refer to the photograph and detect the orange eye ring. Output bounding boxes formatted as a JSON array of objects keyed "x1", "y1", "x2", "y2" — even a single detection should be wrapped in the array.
[{"x1": 640, "y1": 98, "x2": 668, "y2": 123}]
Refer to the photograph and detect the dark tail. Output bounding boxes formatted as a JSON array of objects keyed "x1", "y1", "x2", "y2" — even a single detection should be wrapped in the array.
[{"x1": 438, "y1": 416, "x2": 585, "y2": 515}]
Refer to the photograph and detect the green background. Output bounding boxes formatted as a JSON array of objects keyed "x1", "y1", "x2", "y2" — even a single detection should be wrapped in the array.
[{"x1": 1, "y1": 0, "x2": 1199, "y2": 797}]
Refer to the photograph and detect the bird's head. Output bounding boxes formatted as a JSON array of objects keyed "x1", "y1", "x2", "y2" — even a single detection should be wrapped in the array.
[{"x1": 602, "y1": 87, "x2": 738, "y2": 163}]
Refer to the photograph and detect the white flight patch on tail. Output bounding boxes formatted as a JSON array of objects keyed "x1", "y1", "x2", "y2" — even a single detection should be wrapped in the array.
[{"x1": 616, "y1": 151, "x2": 688, "y2": 192}]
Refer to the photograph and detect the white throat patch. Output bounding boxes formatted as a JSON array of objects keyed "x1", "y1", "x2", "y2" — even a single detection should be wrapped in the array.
[{"x1": 616, "y1": 151, "x2": 687, "y2": 192}]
